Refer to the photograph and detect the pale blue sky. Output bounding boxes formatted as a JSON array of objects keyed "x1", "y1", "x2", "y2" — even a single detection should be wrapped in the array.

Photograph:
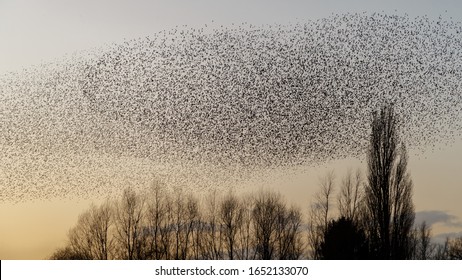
[{"x1": 1, "y1": 0, "x2": 461, "y2": 74}]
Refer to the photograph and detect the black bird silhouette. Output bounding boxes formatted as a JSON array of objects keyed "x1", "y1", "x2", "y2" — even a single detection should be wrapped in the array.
[{"x1": 0, "y1": 13, "x2": 461, "y2": 203}]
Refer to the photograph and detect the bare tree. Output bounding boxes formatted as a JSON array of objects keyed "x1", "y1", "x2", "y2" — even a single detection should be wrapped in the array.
[
  {"x1": 181, "y1": 194, "x2": 200, "y2": 259},
  {"x1": 67, "y1": 209, "x2": 95, "y2": 260},
  {"x1": 390, "y1": 144, "x2": 415, "y2": 259},
  {"x1": 433, "y1": 237, "x2": 450, "y2": 260},
  {"x1": 90, "y1": 201, "x2": 113, "y2": 260},
  {"x1": 252, "y1": 190, "x2": 284, "y2": 260},
  {"x1": 54, "y1": 187, "x2": 313, "y2": 260},
  {"x1": 49, "y1": 246, "x2": 89, "y2": 260},
  {"x1": 275, "y1": 205, "x2": 304, "y2": 259},
  {"x1": 159, "y1": 193, "x2": 174, "y2": 259},
  {"x1": 220, "y1": 192, "x2": 243, "y2": 260},
  {"x1": 364, "y1": 105, "x2": 415, "y2": 259},
  {"x1": 338, "y1": 169, "x2": 363, "y2": 222},
  {"x1": 236, "y1": 194, "x2": 255, "y2": 260},
  {"x1": 202, "y1": 190, "x2": 224, "y2": 260},
  {"x1": 67, "y1": 202, "x2": 113, "y2": 259},
  {"x1": 190, "y1": 209, "x2": 206, "y2": 260},
  {"x1": 114, "y1": 188, "x2": 146, "y2": 260},
  {"x1": 308, "y1": 171, "x2": 335, "y2": 259},
  {"x1": 448, "y1": 236, "x2": 462, "y2": 260},
  {"x1": 171, "y1": 188, "x2": 185, "y2": 259},
  {"x1": 145, "y1": 182, "x2": 169, "y2": 259},
  {"x1": 413, "y1": 221, "x2": 433, "y2": 260}
]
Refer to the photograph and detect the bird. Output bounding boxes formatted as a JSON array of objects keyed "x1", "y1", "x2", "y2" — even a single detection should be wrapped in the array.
[{"x1": 0, "y1": 12, "x2": 461, "y2": 203}]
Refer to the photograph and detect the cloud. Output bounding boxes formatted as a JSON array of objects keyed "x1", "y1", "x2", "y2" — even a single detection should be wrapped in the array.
[
  {"x1": 433, "y1": 231, "x2": 462, "y2": 244},
  {"x1": 415, "y1": 210, "x2": 462, "y2": 228}
]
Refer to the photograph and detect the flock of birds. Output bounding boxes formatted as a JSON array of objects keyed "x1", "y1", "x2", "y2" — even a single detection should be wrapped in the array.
[{"x1": 0, "y1": 13, "x2": 461, "y2": 202}]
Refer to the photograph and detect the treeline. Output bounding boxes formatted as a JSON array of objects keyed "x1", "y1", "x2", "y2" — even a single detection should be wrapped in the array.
[
  {"x1": 50, "y1": 186, "x2": 305, "y2": 260},
  {"x1": 306, "y1": 169, "x2": 462, "y2": 260},
  {"x1": 49, "y1": 180, "x2": 462, "y2": 260},
  {"x1": 50, "y1": 105, "x2": 462, "y2": 260}
]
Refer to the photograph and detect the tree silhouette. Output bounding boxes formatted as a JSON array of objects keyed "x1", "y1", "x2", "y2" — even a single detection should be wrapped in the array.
[
  {"x1": 337, "y1": 169, "x2": 363, "y2": 222},
  {"x1": 413, "y1": 221, "x2": 434, "y2": 260},
  {"x1": 49, "y1": 246, "x2": 91, "y2": 260},
  {"x1": 114, "y1": 188, "x2": 146, "y2": 259},
  {"x1": 275, "y1": 205, "x2": 304, "y2": 259},
  {"x1": 320, "y1": 217, "x2": 369, "y2": 259},
  {"x1": 364, "y1": 104, "x2": 415, "y2": 259},
  {"x1": 202, "y1": 190, "x2": 224, "y2": 260},
  {"x1": 220, "y1": 192, "x2": 244, "y2": 260},
  {"x1": 252, "y1": 191, "x2": 281, "y2": 260},
  {"x1": 252, "y1": 191, "x2": 303, "y2": 260},
  {"x1": 308, "y1": 171, "x2": 335, "y2": 259},
  {"x1": 145, "y1": 182, "x2": 171, "y2": 259},
  {"x1": 236, "y1": 194, "x2": 256, "y2": 260},
  {"x1": 448, "y1": 236, "x2": 462, "y2": 260},
  {"x1": 67, "y1": 202, "x2": 112, "y2": 259},
  {"x1": 433, "y1": 237, "x2": 450, "y2": 260}
]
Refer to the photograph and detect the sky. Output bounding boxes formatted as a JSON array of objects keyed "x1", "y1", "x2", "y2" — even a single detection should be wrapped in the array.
[
  {"x1": 0, "y1": 0, "x2": 462, "y2": 259},
  {"x1": 2, "y1": 0, "x2": 462, "y2": 74}
]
